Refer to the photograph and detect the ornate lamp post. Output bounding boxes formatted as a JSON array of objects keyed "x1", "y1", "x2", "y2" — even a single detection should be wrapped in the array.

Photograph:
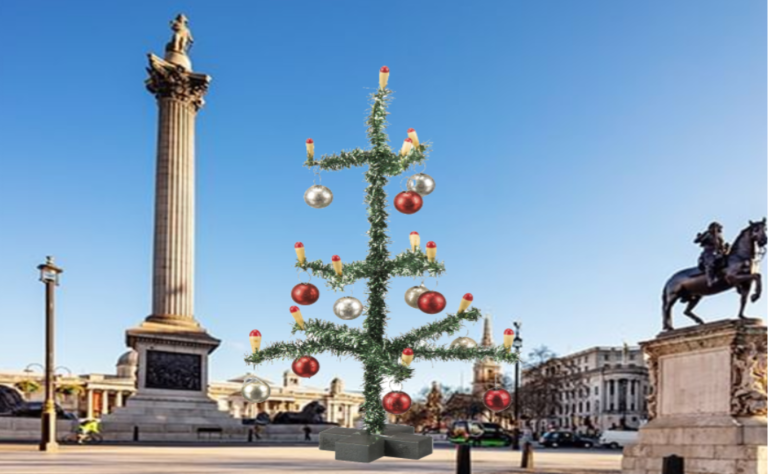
[
  {"x1": 512, "y1": 321, "x2": 523, "y2": 450},
  {"x1": 37, "y1": 256, "x2": 62, "y2": 452}
]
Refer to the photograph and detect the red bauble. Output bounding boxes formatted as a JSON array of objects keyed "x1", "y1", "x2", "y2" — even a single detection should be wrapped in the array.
[
  {"x1": 394, "y1": 191, "x2": 423, "y2": 215},
  {"x1": 483, "y1": 388, "x2": 512, "y2": 412},
  {"x1": 292, "y1": 356, "x2": 320, "y2": 378},
  {"x1": 417, "y1": 291, "x2": 446, "y2": 314},
  {"x1": 382, "y1": 391, "x2": 412, "y2": 415},
  {"x1": 291, "y1": 283, "x2": 319, "y2": 305}
]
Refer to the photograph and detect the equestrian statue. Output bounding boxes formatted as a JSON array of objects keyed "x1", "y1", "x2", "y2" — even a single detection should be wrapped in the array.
[{"x1": 662, "y1": 218, "x2": 767, "y2": 331}]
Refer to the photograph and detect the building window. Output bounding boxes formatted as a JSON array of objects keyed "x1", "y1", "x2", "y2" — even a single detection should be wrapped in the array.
[
  {"x1": 586, "y1": 401, "x2": 590, "y2": 412},
  {"x1": 594, "y1": 386, "x2": 599, "y2": 395},
  {"x1": 604, "y1": 354, "x2": 610, "y2": 361}
]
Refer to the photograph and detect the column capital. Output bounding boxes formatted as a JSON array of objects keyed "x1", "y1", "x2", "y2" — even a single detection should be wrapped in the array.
[{"x1": 146, "y1": 54, "x2": 211, "y2": 111}]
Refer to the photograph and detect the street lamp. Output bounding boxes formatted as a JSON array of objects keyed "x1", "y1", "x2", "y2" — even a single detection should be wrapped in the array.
[
  {"x1": 37, "y1": 256, "x2": 62, "y2": 452},
  {"x1": 512, "y1": 321, "x2": 523, "y2": 450}
]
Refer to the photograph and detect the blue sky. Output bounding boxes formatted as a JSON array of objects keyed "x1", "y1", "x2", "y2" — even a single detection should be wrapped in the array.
[{"x1": 0, "y1": 1, "x2": 765, "y2": 397}]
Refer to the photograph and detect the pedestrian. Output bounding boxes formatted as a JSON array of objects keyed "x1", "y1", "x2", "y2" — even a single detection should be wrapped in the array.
[
  {"x1": 303, "y1": 425, "x2": 312, "y2": 441},
  {"x1": 253, "y1": 424, "x2": 262, "y2": 441}
]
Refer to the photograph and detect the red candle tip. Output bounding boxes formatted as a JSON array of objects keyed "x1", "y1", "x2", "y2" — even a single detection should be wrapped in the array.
[
  {"x1": 380, "y1": 66, "x2": 389, "y2": 73},
  {"x1": 294, "y1": 242, "x2": 304, "y2": 248},
  {"x1": 306, "y1": 138, "x2": 313, "y2": 144},
  {"x1": 402, "y1": 348, "x2": 414, "y2": 355},
  {"x1": 404, "y1": 138, "x2": 412, "y2": 143},
  {"x1": 463, "y1": 293, "x2": 474, "y2": 301},
  {"x1": 426, "y1": 241, "x2": 437, "y2": 248},
  {"x1": 410, "y1": 231, "x2": 419, "y2": 235},
  {"x1": 249, "y1": 329, "x2": 261, "y2": 337},
  {"x1": 407, "y1": 128, "x2": 415, "y2": 133},
  {"x1": 504, "y1": 328, "x2": 514, "y2": 335},
  {"x1": 331, "y1": 255, "x2": 341, "y2": 261},
  {"x1": 290, "y1": 306, "x2": 299, "y2": 312}
]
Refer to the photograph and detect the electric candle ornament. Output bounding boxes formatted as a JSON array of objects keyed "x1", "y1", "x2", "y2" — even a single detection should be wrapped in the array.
[
  {"x1": 503, "y1": 328, "x2": 515, "y2": 352},
  {"x1": 426, "y1": 241, "x2": 437, "y2": 262},
  {"x1": 407, "y1": 128, "x2": 420, "y2": 148},
  {"x1": 294, "y1": 242, "x2": 306, "y2": 264},
  {"x1": 249, "y1": 330, "x2": 262, "y2": 352},
  {"x1": 292, "y1": 356, "x2": 320, "y2": 378},
  {"x1": 332, "y1": 255, "x2": 343, "y2": 276},
  {"x1": 457, "y1": 293, "x2": 473, "y2": 314},
  {"x1": 289, "y1": 306, "x2": 305, "y2": 330},
  {"x1": 401, "y1": 348, "x2": 414, "y2": 366},
  {"x1": 379, "y1": 65, "x2": 389, "y2": 89},
  {"x1": 306, "y1": 138, "x2": 314, "y2": 159},
  {"x1": 409, "y1": 231, "x2": 420, "y2": 251},
  {"x1": 400, "y1": 138, "x2": 414, "y2": 156}
]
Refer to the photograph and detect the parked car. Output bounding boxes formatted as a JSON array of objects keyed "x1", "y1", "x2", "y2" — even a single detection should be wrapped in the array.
[
  {"x1": 599, "y1": 429, "x2": 638, "y2": 449},
  {"x1": 9, "y1": 402, "x2": 77, "y2": 420},
  {"x1": 447, "y1": 421, "x2": 513, "y2": 447},
  {"x1": 539, "y1": 431, "x2": 595, "y2": 448}
]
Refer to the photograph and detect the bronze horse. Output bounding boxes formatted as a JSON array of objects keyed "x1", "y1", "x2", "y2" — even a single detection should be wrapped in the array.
[{"x1": 662, "y1": 219, "x2": 767, "y2": 331}]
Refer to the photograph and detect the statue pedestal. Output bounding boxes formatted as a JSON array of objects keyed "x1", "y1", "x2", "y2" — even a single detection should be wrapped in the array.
[{"x1": 622, "y1": 319, "x2": 766, "y2": 474}]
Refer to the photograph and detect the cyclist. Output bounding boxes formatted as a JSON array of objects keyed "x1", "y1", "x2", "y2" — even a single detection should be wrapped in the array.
[{"x1": 77, "y1": 418, "x2": 100, "y2": 444}]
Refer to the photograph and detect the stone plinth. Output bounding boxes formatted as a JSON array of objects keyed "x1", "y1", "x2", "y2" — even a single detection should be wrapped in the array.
[{"x1": 622, "y1": 319, "x2": 767, "y2": 474}]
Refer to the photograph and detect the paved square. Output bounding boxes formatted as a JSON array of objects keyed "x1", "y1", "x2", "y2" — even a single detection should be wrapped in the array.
[{"x1": 0, "y1": 444, "x2": 621, "y2": 473}]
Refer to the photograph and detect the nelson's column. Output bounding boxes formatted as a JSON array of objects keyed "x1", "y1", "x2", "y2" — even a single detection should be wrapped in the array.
[{"x1": 102, "y1": 15, "x2": 244, "y2": 441}]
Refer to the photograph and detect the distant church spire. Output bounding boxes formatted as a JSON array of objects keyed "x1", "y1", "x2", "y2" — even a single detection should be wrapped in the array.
[{"x1": 481, "y1": 314, "x2": 493, "y2": 347}]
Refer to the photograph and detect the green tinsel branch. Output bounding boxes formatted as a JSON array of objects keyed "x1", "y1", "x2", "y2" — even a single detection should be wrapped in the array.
[
  {"x1": 382, "y1": 144, "x2": 431, "y2": 177},
  {"x1": 304, "y1": 148, "x2": 371, "y2": 171},
  {"x1": 390, "y1": 307, "x2": 484, "y2": 352},
  {"x1": 411, "y1": 345, "x2": 519, "y2": 365},
  {"x1": 389, "y1": 247, "x2": 446, "y2": 278},
  {"x1": 296, "y1": 259, "x2": 369, "y2": 291}
]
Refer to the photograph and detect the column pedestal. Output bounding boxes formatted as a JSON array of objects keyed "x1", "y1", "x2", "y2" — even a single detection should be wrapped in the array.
[{"x1": 622, "y1": 319, "x2": 767, "y2": 474}]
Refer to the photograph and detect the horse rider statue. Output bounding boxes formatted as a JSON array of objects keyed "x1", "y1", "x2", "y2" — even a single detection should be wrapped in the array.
[
  {"x1": 662, "y1": 219, "x2": 767, "y2": 331},
  {"x1": 694, "y1": 221, "x2": 730, "y2": 287}
]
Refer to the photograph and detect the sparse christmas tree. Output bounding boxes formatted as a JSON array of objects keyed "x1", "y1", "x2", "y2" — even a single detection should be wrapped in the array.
[{"x1": 245, "y1": 67, "x2": 517, "y2": 460}]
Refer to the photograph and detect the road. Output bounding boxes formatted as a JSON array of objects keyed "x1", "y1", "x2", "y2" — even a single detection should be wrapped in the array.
[{"x1": 0, "y1": 443, "x2": 621, "y2": 474}]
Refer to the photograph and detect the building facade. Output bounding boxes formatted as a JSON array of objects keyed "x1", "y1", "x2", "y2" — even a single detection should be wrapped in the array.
[
  {"x1": 0, "y1": 350, "x2": 364, "y2": 428},
  {"x1": 523, "y1": 345, "x2": 649, "y2": 433}
]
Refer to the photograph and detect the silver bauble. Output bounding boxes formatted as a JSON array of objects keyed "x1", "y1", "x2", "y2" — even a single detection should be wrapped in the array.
[
  {"x1": 304, "y1": 185, "x2": 334, "y2": 209},
  {"x1": 406, "y1": 173, "x2": 436, "y2": 196},
  {"x1": 242, "y1": 377, "x2": 271, "y2": 403},
  {"x1": 333, "y1": 296, "x2": 364, "y2": 320},
  {"x1": 404, "y1": 284, "x2": 429, "y2": 309},
  {"x1": 450, "y1": 337, "x2": 478, "y2": 350}
]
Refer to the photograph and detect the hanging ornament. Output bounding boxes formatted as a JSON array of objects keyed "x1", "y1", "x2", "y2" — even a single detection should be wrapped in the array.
[
  {"x1": 426, "y1": 241, "x2": 437, "y2": 262},
  {"x1": 409, "y1": 231, "x2": 420, "y2": 251},
  {"x1": 333, "y1": 296, "x2": 364, "y2": 320},
  {"x1": 404, "y1": 284, "x2": 429, "y2": 308},
  {"x1": 291, "y1": 283, "x2": 319, "y2": 305},
  {"x1": 295, "y1": 242, "x2": 306, "y2": 264},
  {"x1": 379, "y1": 66, "x2": 390, "y2": 89},
  {"x1": 242, "y1": 376, "x2": 271, "y2": 403},
  {"x1": 407, "y1": 173, "x2": 436, "y2": 196},
  {"x1": 332, "y1": 255, "x2": 343, "y2": 276},
  {"x1": 504, "y1": 328, "x2": 515, "y2": 352},
  {"x1": 394, "y1": 191, "x2": 423, "y2": 215},
  {"x1": 457, "y1": 293, "x2": 473, "y2": 314},
  {"x1": 249, "y1": 330, "x2": 262, "y2": 352},
  {"x1": 382, "y1": 391, "x2": 412, "y2": 415},
  {"x1": 401, "y1": 348, "x2": 414, "y2": 366},
  {"x1": 400, "y1": 138, "x2": 414, "y2": 156},
  {"x1": 483, "y1": 388, "x2": 512, "y2": 412},
  {"x1": 306, "y1": 138, "x2": 314, "y2": 159},
  {"x1": 407, "y1": 128, "x2": 420, "y2": 148},
  {"x1": 292, "y1": 355, "x2": 320, "y2": 378},
  {"x1": 304, "y1": 184, "x2": 333, "y2": 209},
  {"x1": 289, "y1": 306, "x2": 305, "y2": 330},
  {"x1": 450, "y1": 336, "x2": 478, "y2": 350},
  {"x1": 418, "y1": 290, "x2": 446, "y2": 314}
]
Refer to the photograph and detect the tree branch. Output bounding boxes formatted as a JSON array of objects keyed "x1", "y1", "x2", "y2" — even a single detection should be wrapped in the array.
[
  {"x1": 304, "y1": 148, "x2": 371, "y2": 171},
  {"x1": 390, "y1": 307, "x2": 485, "y2": 353},
  {"x1": 382, "y1": 144, "x2": 430, "y2": 177},
  {"x1": 411, "y1": 345, "x2": 519, "y2": 365},
  {"x1": 297, "y1": 259, "x2": 369, "y2": 291},
  {"x1": 389, "y1": 247, "x2": 446, "y2": 279},
  {"x1": 244, "y1": 319, "x2": 363, "y2": 365}
]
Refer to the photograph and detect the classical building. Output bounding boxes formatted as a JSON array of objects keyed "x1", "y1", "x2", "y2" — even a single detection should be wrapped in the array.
[
  {"x1": 0, "y1": 350, "x2": 364, "y2": 428},
  {"x1": 472, "y1": 315, "x2": 502, "y2": 395},
  {"x1": 523, "y1": 345, "x2": 649, "y2": 433}
]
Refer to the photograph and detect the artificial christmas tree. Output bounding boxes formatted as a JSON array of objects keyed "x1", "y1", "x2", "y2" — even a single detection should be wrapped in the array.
[{"x1": 245, "y1": 67, "x2": 517, "y2": 462}]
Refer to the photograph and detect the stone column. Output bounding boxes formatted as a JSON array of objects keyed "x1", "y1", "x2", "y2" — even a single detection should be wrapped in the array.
[
  {"x1": 143, "y1": 54, "x2": 210, "y2": 328},
  {"x1": 101, "y1": 390, "x2": 109, "y2": 415},
  {"x1": 86, "y1": 390, "x2": 94, "y2": 419},
  {"x1": 116, "y1": 391, "x2": 123, "y2": 408}
]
